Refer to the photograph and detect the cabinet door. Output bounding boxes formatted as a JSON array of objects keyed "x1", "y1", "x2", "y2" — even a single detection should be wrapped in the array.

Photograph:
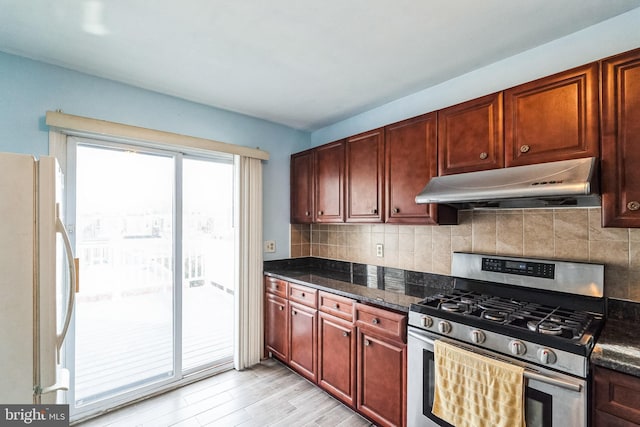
[
  {"x1": 593, "y1": 365, "x2": 640, "y2": 426},
  {"x1": 346, "y1": 128, "x2": 384, "y2": 223},
  {"x1": 385, "y1": 113, "x2": 457, "y2": 225},
  {"x1": 265, "y1": 293, "x2": 288, "y2": 361},
  {"x1": 438, "y1": 92, "x2": 504, "y2": 175},
  {"x1": 290, "y1": 150, "x2": 314, "y2": 223},
  {"x1": 314, "y1": 140, "x2": 345, "y2": 223},
  {"x1": 318, "y1": 313, "x2": 356, "y2": 407},
  {"x1": 289, "y1": 302, "x2": 317, "y2": 383},
  {"x1": 357, "y1": 329, "x2": 406, "y2": 427},
  {"x1": 601, "y1": 48, "x2": 640, "y2": 228},
  {"x1": 504, "y1": 62, "x2": 599, "y2": 167}
]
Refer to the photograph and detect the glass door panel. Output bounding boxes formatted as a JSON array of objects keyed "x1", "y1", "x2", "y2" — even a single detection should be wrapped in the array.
[
  {"x1": 181, "y1": 157, "x2": 234, "y2": 371},
  {"x1": 73, "y1": 145, "x2": 175, "y2": 407}
]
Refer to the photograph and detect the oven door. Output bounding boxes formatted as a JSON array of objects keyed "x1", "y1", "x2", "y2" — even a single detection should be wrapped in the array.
[{"x1": 407, "y1": 327, "x2": 587, "y2": 427}]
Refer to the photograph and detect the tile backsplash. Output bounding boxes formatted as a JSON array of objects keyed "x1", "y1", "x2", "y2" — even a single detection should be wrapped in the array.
[{"x1": 290, "y1": 208, "x2": 640, "y2": 301}]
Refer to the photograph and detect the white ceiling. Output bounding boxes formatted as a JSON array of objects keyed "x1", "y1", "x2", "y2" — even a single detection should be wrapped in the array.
[{"x1": 1, "y1": 1, "x2": 640, "y2": 131}]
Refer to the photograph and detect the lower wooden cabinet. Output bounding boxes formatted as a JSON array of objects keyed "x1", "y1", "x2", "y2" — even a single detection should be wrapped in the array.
[
  {"x1": 593, "y1": 365, "x2": 640, "y2": 426},
  {"x1": 265, "y1": 292, "x2": 288, "y2": 361},
  {"x1": 289, "y1": 301, "x2": 317, "y2": 383},
  {"x1": 264, "y1": 276, "x2": 407, "y2": 427},
  {"x1": 356, "y1": 303, "x2": 407, "y2": 427},
  {"x1": 318, "y1": 312, "x2": 356, "y2": 407}
]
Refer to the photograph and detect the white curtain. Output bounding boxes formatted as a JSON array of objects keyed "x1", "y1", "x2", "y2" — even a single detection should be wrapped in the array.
[{"x1": 234, "y1": 156, "x2": 264, "y2": 370}]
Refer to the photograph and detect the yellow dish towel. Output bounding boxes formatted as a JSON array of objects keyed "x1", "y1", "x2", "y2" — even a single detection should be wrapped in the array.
[{"x1": 432, "y1": 340, "x2": 525, "y2": 427}]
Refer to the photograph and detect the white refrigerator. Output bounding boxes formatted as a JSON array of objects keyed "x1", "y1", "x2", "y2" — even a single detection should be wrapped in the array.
[{"x1": 0, "y1": 152, "x2": 76, "y2": 404}]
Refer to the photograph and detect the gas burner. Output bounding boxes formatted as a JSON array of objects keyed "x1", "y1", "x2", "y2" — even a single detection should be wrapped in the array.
[
  {"x1": 482, "y1": 310, "x2": 508, "y2": 322},
  {"x1": 527, "y1": 320, "x2": 563, "y2": 335},
  {"x1": 440, "y1": 302, "x2": 461, "y2": 312}
]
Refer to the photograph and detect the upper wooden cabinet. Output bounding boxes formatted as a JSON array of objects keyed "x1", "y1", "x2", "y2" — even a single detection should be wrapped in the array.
[
  {"x1": 601, "y1": 48, "x2": 640, "y2": 228},
  {"x1": 504, "y1": 62, "x2": 600, "y2": 167},
  {"x1": 438, "y1": 92, "x2": 504, "y2": 175},
  {"x1": 290, "y1": 150, "x2": 314, "y2": 224},
  {"x1": 385, "y1": 113, "x2": 457, "y2": 225},
  {"x1": 314, "y1": 140, "x2": 345, "y2": 223},
  {"x1": 345, "y1": 129, "x2": 384, "y2": 223}
]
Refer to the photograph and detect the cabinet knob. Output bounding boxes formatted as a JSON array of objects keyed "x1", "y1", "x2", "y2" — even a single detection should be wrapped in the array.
[
  {"x1": 334, "y1": 303, "x2": 339, "y2": 309},
  {"x1": 479, "y1": 152, "x2": 488, "y2": 160},
  {"x1": 305, "y1": 211, "x2": 310, "y2": 216},
  {"x1": 318, "y1": 211, "x2": 323, "y2": 216},
  {"x1": 371, "y1": 208, "x2": 377, "y2": 214},
  {"x1": 301, "y1": 292, "x2": 305, "y2": 297},
  {"x1": 278, "y1": 306, "x2": 283, "y2": 311},
  {"x1": 392, "y1": 208, "x2": 399, "y2": 214},
  {"x1": 520, "y1": 144, "x2": 530, "y2": 153},
  {"x1": 628, "y1": 201, "x2": 640, "y2": 211},
  {"x1": 292, "y1": 310, "x2": 297, "y2": 315},
  {"x1": 342, "y1": 331, "x2": 349, "y2": 337},
  {"x1": 372, "y1": 318, "x2": 379, "y2": 325},
  {"x1": 364, "y1": 339, "x2": 371, "y2": 346}
]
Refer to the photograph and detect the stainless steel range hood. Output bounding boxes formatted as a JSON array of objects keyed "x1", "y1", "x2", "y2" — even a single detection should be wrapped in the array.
[{"x1": 415, "y1": 157, "x2": 600, "y2": 209}]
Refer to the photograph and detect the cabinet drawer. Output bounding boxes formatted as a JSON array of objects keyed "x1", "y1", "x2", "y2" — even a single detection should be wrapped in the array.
[
  {"x1": 355, "y1": 303, "x2": 407, "y2": 342},
  {"x1": 289, "y1": 283, "x2": 317, "y2": 308},
  {"x1": 319, "y1": 291, "x2": 355, "y2": 322},
  {"x1": 265, "y1": 277, "x2": 288, "y2": 298}
]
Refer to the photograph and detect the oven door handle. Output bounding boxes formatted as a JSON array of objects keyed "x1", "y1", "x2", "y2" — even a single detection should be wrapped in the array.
[{"x1": 407, "y1": 330, "x2": 583, "y2": 393}]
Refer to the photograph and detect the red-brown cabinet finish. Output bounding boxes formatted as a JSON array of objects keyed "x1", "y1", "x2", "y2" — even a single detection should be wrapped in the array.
[
  {"x1": 593, "y1": 365, "x2": 640, "y2": 426},
  {"x1": 318, "y1": 312, "x2": 356, "y2": 407},
  {"x1": 346, "y1": 128, "x2": 384, "y2": 223},
  {"x1": 385, "y1": 113, "x2": 457, "y2": 225},
  {"x1": 601, "y1": 48, "x2": 640, "y2": 228},
  {"x1": 290, "y1": 150, "x2": 314, "y2": 224},
  {"x1": 264, "y1": 293, "x2": 288, "y2": 362},
  {"x1": 504, "y1": 62, "x2": 600, "y2": 167},
  {"x1": 289, "y1": 301, "x2": 317, "y2": 383},
  {"x1": 314, "y1": 140, "x2": 345, "y2": 223},
  {"x1": 357, "y1": 329, "x2": 406, "y2": 427},
  {"x1": 438, "y1": 92, "x2": 504, "y2": 175}
]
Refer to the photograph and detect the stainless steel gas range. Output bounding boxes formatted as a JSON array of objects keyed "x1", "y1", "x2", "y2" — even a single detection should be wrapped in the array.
[{"x1": 407, "y1": 252, "x2": 605, "y2": 427}]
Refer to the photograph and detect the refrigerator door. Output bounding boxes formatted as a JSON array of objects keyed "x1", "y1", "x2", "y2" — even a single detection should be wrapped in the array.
[
  {"x1": 37, "y1": 156, "x2": 74, "y2": 404},
  {"x1": 0, "y1": 152, "x2": 37, "y2": 403}
]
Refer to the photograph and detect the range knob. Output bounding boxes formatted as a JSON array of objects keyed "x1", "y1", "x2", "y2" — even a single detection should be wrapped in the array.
[
  {"x1": 537, "y1": 348, "x2": 557, "y2": 365},
  {"x1": 438, "y1": 321, "x2": 452, "y2": 334},
  {"x1": 509, "y1": 340, "x2": 526, "y2": 356},
  {"x1": 421, "y1": 316, "x2": 434, "y2": 328},
  {"x1": 470, "y1": 330, "x2": 485, "y2": 344}
]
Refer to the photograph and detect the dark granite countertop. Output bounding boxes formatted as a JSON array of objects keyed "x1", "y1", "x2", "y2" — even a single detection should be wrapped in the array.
[
  {"x1": 263, "y1": 257, "x2": 454, "y2": 312},
  {"x1": 591, "y1": 298, "x2": 640, "y2": 378}
]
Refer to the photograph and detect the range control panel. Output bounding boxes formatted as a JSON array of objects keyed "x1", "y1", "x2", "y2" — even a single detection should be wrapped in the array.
[{"x1": 482, "y1": 257, "x2": 555, "y2": 279}]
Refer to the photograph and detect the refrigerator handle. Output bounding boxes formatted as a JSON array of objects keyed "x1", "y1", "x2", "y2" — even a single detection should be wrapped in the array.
[{"x1": 56, "y1": 206, "x2": 76, "y2": 363}]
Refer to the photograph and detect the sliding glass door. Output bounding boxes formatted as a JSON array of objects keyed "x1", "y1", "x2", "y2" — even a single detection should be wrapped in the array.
[{"x1": 68, "y1": 141, "x2": 235, "y2": 419}]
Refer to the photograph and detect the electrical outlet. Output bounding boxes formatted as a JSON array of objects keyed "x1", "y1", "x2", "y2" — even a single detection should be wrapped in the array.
[
  {"x1": 376, "y1": 243, "x2": 384, "y2": 257},
  {"x1": 264, "y1": 240, "x2": 276, "y2": 253}
]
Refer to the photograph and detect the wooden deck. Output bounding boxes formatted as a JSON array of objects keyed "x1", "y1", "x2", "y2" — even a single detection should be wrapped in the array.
[{"x1": 74, "y1": 285, "x2": 234, "y2": 406}]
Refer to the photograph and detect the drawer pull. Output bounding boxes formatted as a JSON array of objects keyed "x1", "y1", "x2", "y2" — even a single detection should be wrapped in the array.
[
  {"x1": 318, "y1": 210, "x2": 323, "y2": 216},
  {"x1": 292, "y1": 310, "x2": 297, "y2": 316},
  {"x1": 342, "y1": 331, "x2": 349, "y2": 337},
  {"x1": 364, "y1": 339, "x2": 371, "y2": 346},
  {"x1": 334, "y1": 303, "x2": 339, "y2": 309},
  {"x1": 305, "y1": 211, "x2": 310, "y2": 216},
  {"x1": 628, "y1": 201, "x2": 640, "y2": 211},
  {"x1": 479, "y1": 152, "x2": 488, "y2": 160},
  {"x1": 371, "y1": 208, "x2": 377, "y2": 214},
  {"x1": 520, "y1": 144, "x2": 530, "y2": 153},
  {"x1": 392, "y1": 208, "x2": 399, "y2": 214},
  {"x1": 372, "y1": 318, "x2": 379, "y2": 325},
  {"x1": 301, "y1": 292, "x2": 305, "y2": 297},
  {"x1": 278, "y1": 306, "x2": 283, "y2": 311}
]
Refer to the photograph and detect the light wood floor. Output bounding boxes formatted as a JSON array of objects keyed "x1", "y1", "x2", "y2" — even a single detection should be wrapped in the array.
[{"x1": 74, "y1": 358, "x2": 372, "y2": 427}]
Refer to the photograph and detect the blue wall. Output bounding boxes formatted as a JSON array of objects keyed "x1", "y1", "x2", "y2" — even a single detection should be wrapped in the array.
[
  {"x1": 0, "y1": 51, "x2": 310, "y2": 260},
  {"x1": 311, "y1": 7, "x2": 640, "y2": 146}
]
